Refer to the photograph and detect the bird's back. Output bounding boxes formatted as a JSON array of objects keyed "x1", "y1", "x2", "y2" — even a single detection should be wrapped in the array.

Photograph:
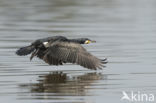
[{"x1": 32, "y1": 36, "x2": 68, "y2": 47}]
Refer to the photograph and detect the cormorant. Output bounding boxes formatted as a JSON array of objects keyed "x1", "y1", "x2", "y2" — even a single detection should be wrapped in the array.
[{"x1": 16, "y1": 36, "x2": 107, "y2": 70}]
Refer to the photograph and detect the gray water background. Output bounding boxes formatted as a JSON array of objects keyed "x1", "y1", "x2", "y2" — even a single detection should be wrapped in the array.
[{"x1": 0, "y1": 0, "x2": 156, "y2": 103}]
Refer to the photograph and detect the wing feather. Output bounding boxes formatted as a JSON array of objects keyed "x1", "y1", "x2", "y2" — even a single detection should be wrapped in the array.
[{"x1": 43, "y1": 42, "x2": 104, "y2": 70}]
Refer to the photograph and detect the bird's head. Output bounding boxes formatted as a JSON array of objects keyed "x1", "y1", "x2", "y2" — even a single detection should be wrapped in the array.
[{"x1": 80, "y1": 38, "x2": 96, "y2": 44}]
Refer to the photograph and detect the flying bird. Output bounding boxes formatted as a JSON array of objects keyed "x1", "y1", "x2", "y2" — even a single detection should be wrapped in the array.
[{"x1": 16, "y1": 36, "x2": 107, "y2": 70}]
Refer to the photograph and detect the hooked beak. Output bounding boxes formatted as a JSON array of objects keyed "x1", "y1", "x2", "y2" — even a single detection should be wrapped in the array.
[{"x1": 90, "y1": 40, "x2": 96, "y2": 43}]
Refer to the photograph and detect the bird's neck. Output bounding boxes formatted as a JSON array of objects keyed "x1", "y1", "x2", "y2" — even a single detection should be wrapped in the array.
[{"x1": 69, "y1": 39, "x2": 83, "y2": 44}]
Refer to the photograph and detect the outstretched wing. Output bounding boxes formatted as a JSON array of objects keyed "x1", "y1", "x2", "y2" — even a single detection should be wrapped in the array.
[{"x1": 42, "y1": 41, "x2": 105, "y2": 70}]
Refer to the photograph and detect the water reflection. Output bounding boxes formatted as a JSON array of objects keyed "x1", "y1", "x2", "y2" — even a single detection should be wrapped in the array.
[{"x1": 19, "y1": 71, "x2": 106, "y2": 96}]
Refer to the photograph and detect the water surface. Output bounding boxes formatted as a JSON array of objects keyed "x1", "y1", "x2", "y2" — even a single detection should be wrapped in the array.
[{"x1": 0, "y1": 0, "x2": 156, "y2": 103}]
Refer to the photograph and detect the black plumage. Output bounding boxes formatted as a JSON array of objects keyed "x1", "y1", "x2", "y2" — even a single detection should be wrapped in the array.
[{"x1": 16, "y1": 36, "x2": 107, "y2": 70}]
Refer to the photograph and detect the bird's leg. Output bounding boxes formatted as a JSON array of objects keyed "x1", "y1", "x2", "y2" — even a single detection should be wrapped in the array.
[{"x1": 30, "y1": 49, "x2": 39, "y2": 61}]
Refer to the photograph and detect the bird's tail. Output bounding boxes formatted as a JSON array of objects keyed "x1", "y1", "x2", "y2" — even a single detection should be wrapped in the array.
[{"x1": 16, "y1": 45, "x2": 35, "y2": 56}]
